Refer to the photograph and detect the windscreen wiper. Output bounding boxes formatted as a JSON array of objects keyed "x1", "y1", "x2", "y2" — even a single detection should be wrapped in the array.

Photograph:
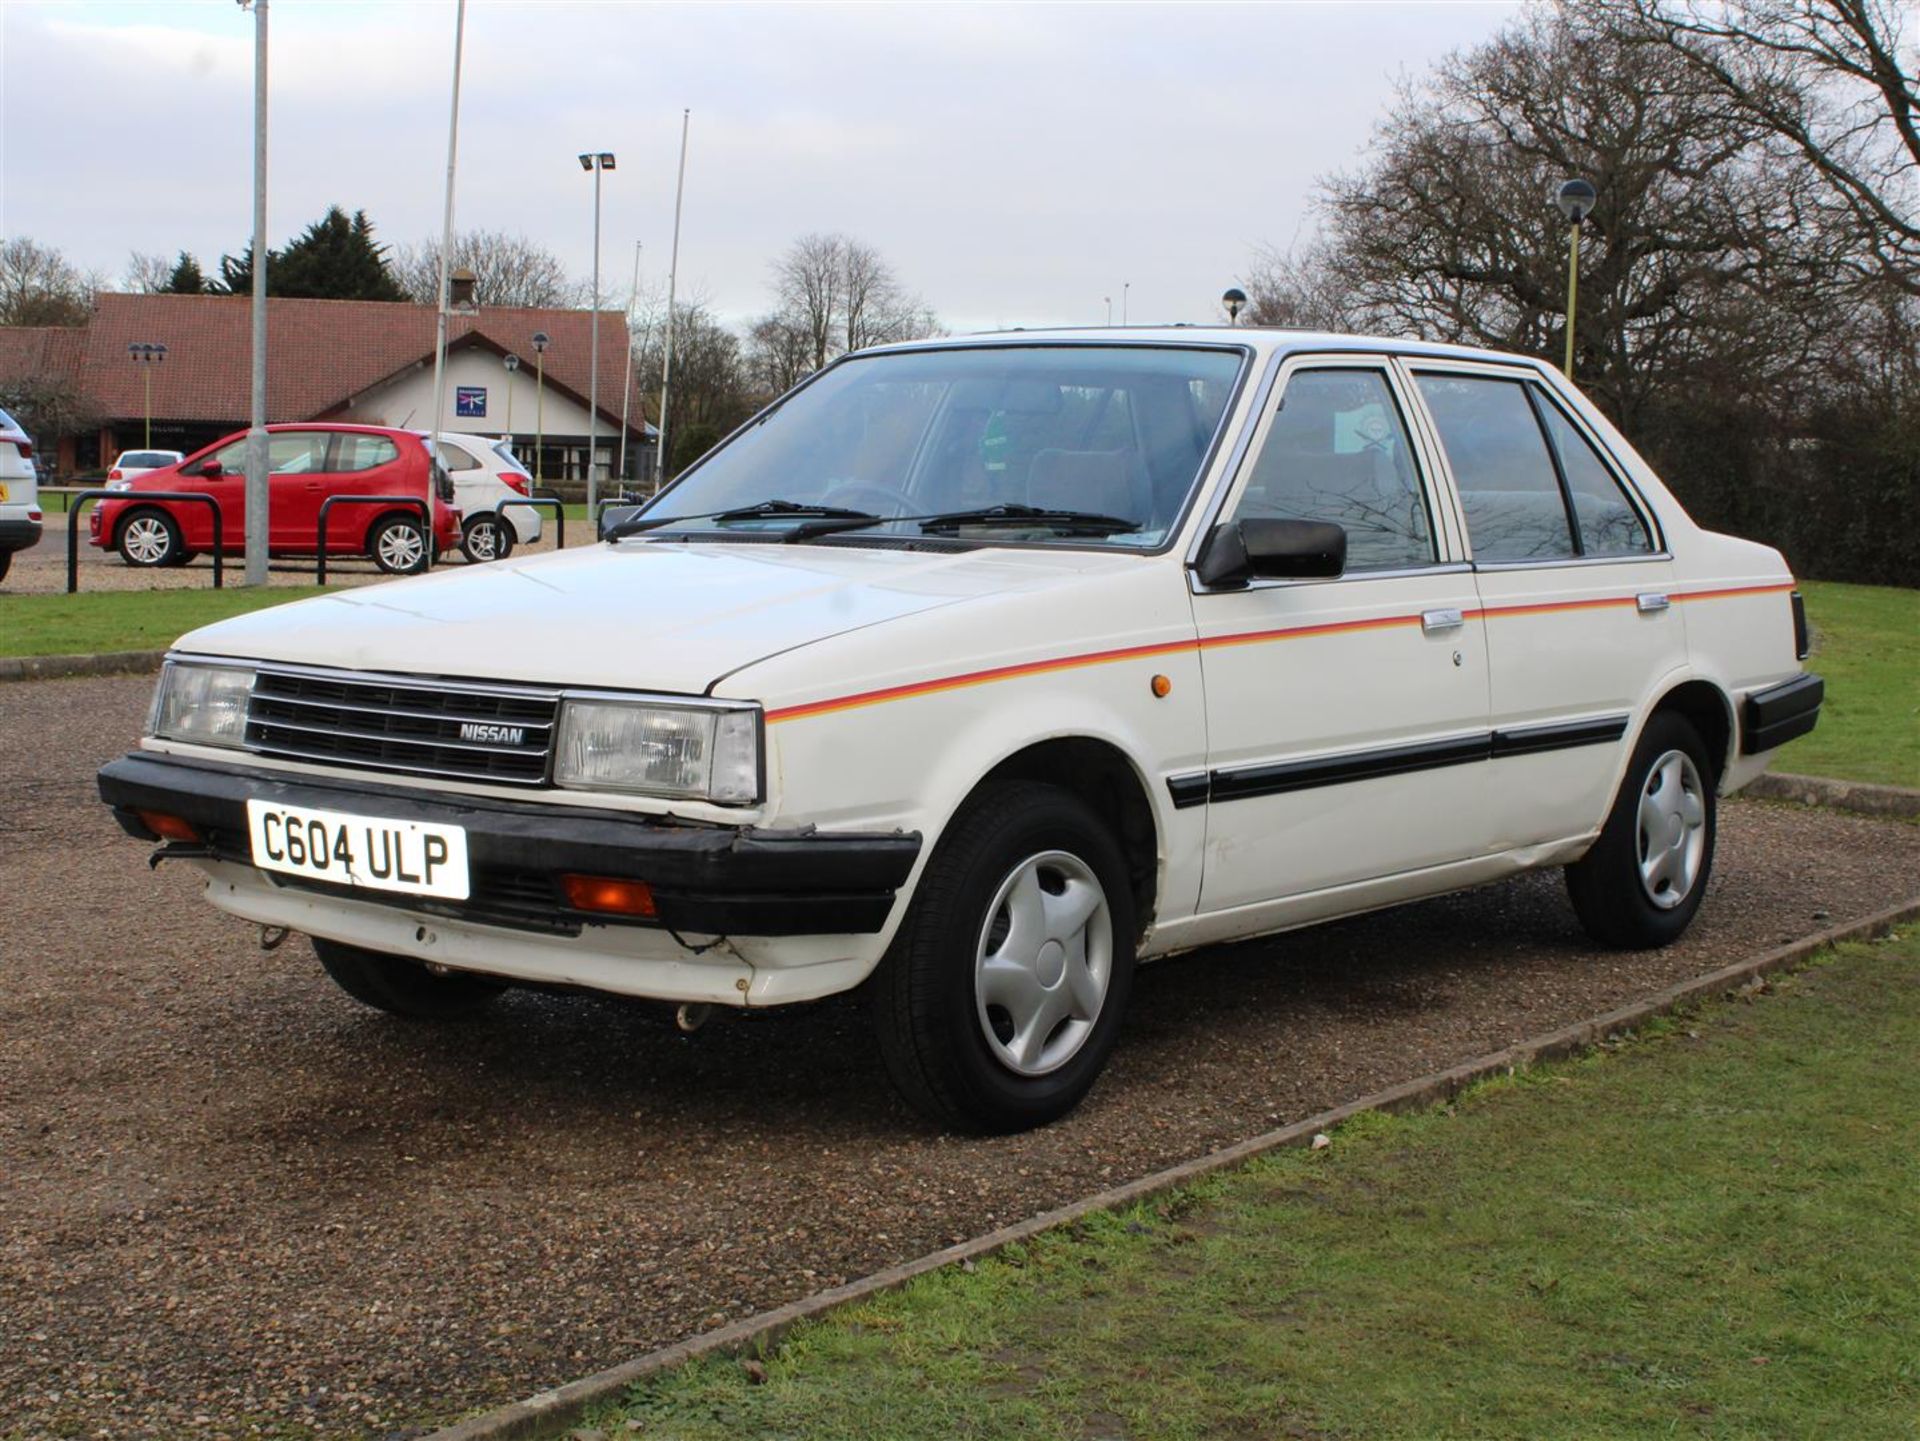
[
  {"x1": 603, "y1": 498, "x2": 876, "y2": 542},
  {"x1": 914, "y1": 503, "x2": 1141, "y2": 536}
]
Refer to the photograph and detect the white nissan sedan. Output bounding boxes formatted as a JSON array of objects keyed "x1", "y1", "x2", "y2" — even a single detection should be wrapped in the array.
[{"x1": 99, "y1": 330, "x2": 1822, "y2": 1131}]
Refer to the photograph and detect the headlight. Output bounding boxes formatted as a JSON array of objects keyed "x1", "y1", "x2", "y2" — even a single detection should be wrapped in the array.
[
  {"x1": 555, "y1": 698, "x2": 760, "y2": 803},
  {"x1": 149, "y1": 661, "x2": 255, "y2": 748}
]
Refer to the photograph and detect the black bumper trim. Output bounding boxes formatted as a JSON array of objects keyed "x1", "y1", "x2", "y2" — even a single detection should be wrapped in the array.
[
  {"x1": 98, "y1": 752, "x2": 920, "y2": 937},
  {"x1": 1741, "y1": 672, "x2": 1823, "y2": 755},
  {"x1": 0, "y1": 517, "x2": 43, "y2": 552}
]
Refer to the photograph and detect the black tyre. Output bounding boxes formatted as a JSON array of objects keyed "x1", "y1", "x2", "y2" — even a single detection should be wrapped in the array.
[
  {"x1": 369, "y1": 514, "x2": 430, "y2": 574},
  {"x1": 117, "y1": 507, "x2": 184, "y2": 567},
  {"x1": 0, "y1": 549, "x2": 10, "y2": 584},
  {"x1": 872, "y1": 782, "x2": 1137, "y2": 1133},
  {"x1": 1567, "y1": 711, "x2": 1717, "y2": 949},
  {"x1": 312, "y1": 937, "x2": 506, "y2": 1019},
  {"x1": 460, "y1": 512, "x2": 514, "y2": 564}
]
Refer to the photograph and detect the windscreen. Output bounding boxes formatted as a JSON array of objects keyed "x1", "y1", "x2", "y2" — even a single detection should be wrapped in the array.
[{"x1": 637, "y1": 345, "x2": 1245, "y2": 548}]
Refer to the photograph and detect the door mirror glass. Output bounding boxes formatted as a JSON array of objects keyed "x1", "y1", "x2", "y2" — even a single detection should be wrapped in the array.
[{"x1": 1195, "y1": 518, "x2": 1346, "y2": 588}]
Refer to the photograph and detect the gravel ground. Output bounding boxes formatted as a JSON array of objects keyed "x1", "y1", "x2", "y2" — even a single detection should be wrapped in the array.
[
  {"x1": 1, "y1": 512, "x2": 582, "y2": 597},
  {"x1": 3, "y1": 673, "x2": 1916, "y2": 1440}
]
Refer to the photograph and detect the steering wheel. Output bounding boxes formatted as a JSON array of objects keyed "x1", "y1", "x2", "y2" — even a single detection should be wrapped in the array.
[{"x1": 819, "y1": 482, "x2": 915, "y2": 518}]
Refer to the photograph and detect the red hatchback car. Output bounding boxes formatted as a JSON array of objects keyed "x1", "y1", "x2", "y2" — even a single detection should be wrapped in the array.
[{"x1": 91, "y1": 423, "x2": 461, "y2": 574}]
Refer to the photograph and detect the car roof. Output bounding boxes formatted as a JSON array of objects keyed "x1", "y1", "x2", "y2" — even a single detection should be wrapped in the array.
[{"x1": 855, "y1": 325, "x2": 1552, "y2": 372}]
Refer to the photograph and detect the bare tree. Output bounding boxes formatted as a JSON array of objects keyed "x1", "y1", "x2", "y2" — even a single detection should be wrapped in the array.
[
  {"x1": 631, "y1": 297, "x2": 757, "y2": 477},
  {"x1": 391, "y1": 229, "x2": 585, "y2": 308},
  {"x1": 1237, "y1": 242, "x2": 1354, "y2": 330},
  {"x1": 0, "y1": 237, "x2": 94, "y2": 327},
  {"x1": 1593, "y1": 0, "x2": 1919, "y2": 295},
  {"x1": 766, "y1": 233, "x2": 938, "y2": 380},
  {"x1": 122, "y1": 251, "x2": 173, "y2": 294}
]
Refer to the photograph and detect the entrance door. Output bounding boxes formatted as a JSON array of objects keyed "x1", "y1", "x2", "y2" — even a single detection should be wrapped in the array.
[{"x1": 1192, "y1": 357, "x2": 1493, "y2": 917}]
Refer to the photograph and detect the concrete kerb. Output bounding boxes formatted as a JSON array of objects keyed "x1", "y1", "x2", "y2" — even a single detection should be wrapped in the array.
[
  {"x1": 427, "y1": 895, "x2": 1920, "y2": 1441},
  {"x1": 1745, "y1": 771, "x2": 1920, "y2": 821},
  {"x1": 0, "y1": 651, "x2": 166, "y2": 683}
]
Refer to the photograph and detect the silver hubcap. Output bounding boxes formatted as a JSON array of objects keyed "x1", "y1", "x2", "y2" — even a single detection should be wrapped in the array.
[
  {"x1": 379, "y1": 524, "x2": 424, "y2": 570},
  {"x1": 973, "y1": 850, "x2": 1113, "y2": 1077},
  {"x1": 1636, "y1": 748, "x2": 1707, "y2": 909},
  {"x1": 124, "y1": 517, "x2": 169, "y2": 563}
]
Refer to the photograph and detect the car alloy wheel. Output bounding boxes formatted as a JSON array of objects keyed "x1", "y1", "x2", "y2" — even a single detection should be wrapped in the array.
[
  {"x1": 973, "y1": 849, "x2": 1114, "y2": 1077},
  {"x1": 371, "y1": 517, "x2": 428, "y2": 574},
  {"x1": 120, "y1": 512, "x2": 178, "y2": 567},
  {"x1": 461, "y1": 514, "x2": 512, "y2": 564}
]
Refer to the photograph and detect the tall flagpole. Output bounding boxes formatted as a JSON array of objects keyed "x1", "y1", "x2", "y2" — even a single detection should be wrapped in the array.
[
  {"x1": 656, "y1": 109, "x2": 689, "y2": 487},
  {"x1": 426, "y1": 0, "x2": 468, "y2": 488},
  {"x1": 618, "y1": 239, "x2": 640, "y2": 486},
  {"x1": 243, "y1": 0, "x2": 269, "y2": 587}
]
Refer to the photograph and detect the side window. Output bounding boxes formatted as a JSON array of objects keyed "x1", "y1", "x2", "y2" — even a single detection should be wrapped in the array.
[
  {"x1": 435, "y1": 440, "x2": 482, "y2": 472},
  {"x1": 204, "y1": 439, "x2": 248, "y2": 474},
  {"x1": 1230, "y1": 368, "x2": 1434, "y2": 571},
  {"x1": 1415, "y1": 374, "x2": 1575, "y2": 563},
  {"x1": 1535, "y1": 397, "x2": 1653, "y2": 557},
  {"x1": 266, "y1": 432, "x2": 330, "y2": 475},
  {"x1": 336, "y1": 434, "x2": 401, "y2": 472}
]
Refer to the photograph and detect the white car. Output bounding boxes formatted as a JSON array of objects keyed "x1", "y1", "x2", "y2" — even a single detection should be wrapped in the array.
[
  {"x1": 99, "y1": 330, "x2": 1822, "y2": 1132},
  {"x1": 107, "y1": 449, "x2": 186, "y2": 487},
  {"x1": 434, "y1": 433, "x2": 541, "y2": 562},
  {"x1": 0, "y1": 405, "x2": 43, "y2": 584}
]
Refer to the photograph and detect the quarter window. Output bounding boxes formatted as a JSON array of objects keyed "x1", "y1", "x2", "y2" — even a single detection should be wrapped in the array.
[
  {"x1": 266, "y1": 433, "x2": 330, "y2": 475},
  {"x1": 1535, "y1": 400, "x2": 1653, "y2": 556},
  {"x1": 335, "y1": 434, "x2": 401, "y2": 472},
  {"x1": 1416, "y1": 374, "x2": 1576, "y2": 563},
  {"x1": 436, "y1": 440, "x2": 483, "y2": 472},
  {"x1": 1230, "y1": 368, "x2": 1433, "y2": 571}
]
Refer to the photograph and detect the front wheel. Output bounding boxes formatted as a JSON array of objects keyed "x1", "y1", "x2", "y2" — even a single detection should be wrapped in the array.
[
  {"x1": 872, "y1": 782, "x2": 1136, "y2": 1133},
  {"x1": 1566, "y1": 711, "x2": 1717, "y2": 949},
  {"x1": 118, "y1": 508, "x2": 184, "y2": 567},
  {"x1": 313, "y1": 937, "x2": 506, "y2": 1018},
  {"x1": 369, "y1": 515, "x2": 429, "y2": 574},
  {"x1": 460, "y1": 512, "x2": 514, "y2": 564}
]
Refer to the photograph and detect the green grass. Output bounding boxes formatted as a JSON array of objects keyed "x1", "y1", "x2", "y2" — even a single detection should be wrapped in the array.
[
  {"x1": 1792, "y1": 581, "x2": 1919, "y2": 788},
  {"x1": 0, "y1": 587, "x2": 327, "y2": 657},
  {"x1": 595, "y1": 930, "x2": 1920, "y2": 1441}
]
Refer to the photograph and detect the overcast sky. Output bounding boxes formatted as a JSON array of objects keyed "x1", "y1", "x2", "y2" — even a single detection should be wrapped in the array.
[{"x1": 1, "y1": 1, "x2": 1518, "y2": 333}]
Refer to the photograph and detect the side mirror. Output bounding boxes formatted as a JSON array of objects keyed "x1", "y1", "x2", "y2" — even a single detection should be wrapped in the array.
[
  {"x1": 197, "y1": 461, "x2": 224, "y2": 479},
  {"x1": 1194, "y1": 518, "x2": 1346, "y2": 589}
]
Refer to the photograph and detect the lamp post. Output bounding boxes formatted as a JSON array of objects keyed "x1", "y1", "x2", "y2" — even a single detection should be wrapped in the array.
[
  {"x1": 531, "y1": 331, "x2": 549, "y2": 488},
  {"x1": 578, "y1": 150, "x2": 614, "y2": 510},
  {"x1": 237, "y1": 0, "x2": 269, "y2": 587},
  {"x1": 127, "y1": 342, "x2": 168, "y2": 447},
  {"x1": 502, "y1": 352, "x2": 519, "y2": 436},
  {"x1": 1222, "y1": 288, "x2": 1247, "y2": 326},
  {"x1": 618, "y1": 238, "x2": 641, "y2": 487},
  {"x1": 1555, "y1": 178, "x2": 1597, "y2": 379}
]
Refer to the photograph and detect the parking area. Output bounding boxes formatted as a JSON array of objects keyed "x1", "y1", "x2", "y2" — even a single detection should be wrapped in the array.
[{"x1": 4, "y1": 672, "x2": 1916, "y2": 1438}]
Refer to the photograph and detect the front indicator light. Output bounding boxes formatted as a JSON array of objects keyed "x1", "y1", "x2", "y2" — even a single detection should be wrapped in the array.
[
  {"x1": 561, "y1": 874, "x2": 657, "y2": 917},
  {"x1": 138, "y1": 810, "x2": 202, "y2": 843}
]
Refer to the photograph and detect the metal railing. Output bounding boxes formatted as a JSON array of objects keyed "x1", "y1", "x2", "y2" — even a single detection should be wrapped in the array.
[
  {"x1": 496, "y1": 495, "x2": 564, "y2": 552},
  {"x1": 315, "y1": 495, "x2": 432, "y2": 585},
  {"x1": 66, "y1": 489, "x2": 224, "y2": 594}
]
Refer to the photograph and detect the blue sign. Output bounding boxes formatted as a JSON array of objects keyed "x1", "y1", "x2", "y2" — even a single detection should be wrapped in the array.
[{"x1": 455, "y1": 386, "x2": 487, "y2": 418}]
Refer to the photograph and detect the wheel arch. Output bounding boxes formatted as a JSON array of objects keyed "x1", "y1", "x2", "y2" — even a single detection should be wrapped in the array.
[
  {"x1": 974, "y1": 736, "x2": 1161, "y2": 941},
  {"x1": 1647, "y1": 677, "x2": 1734, "y2": 784}
]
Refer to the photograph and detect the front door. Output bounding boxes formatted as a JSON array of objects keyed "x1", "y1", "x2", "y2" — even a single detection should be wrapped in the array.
[
  {"x1": 262, "y1": 431, "x2": 336, "y2": 550},
  {"x1": 1192, "y1": 357, "x2": 1493, "y2": 916}
]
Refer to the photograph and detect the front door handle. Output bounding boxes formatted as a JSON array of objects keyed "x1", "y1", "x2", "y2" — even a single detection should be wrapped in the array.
[
  {"x1": 1421, "y1": 607, "x2": 1464, "y2": 635},
  {"x1": 1637, "y1": 592, "x2": 1671, "y2": 614}
]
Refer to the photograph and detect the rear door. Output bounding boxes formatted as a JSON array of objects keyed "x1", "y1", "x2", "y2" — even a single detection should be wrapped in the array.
[
  {"x1": 1407, "y1": 365, "x2": 1681, "y2": 847},
  {"x1": 1191, "y1": 355, "x2": 1494, "y2": 915},
  {"x1": 327, "y1": 431, "x2": 409, "y2": 549}
]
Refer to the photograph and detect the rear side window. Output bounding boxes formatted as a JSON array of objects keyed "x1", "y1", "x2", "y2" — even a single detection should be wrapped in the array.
[
  {"x1": 335, "y1": 434, "x2": 401, "y2": 472},
  {"x1": 1535, "y1": 400, "x2": 1653, "y2": 556},
  {"x1": 1415, "y1": 374, "x2": 1575, "y2": 563},
  {"x1": 267, "y1": 433, "x2": 330, "y2": 475},
  {"x1": 436, "y1": 441, "x2": 483, "y2": 472},
  {"x1": 1231, "y1": 368, "x2": 1434, "y2": 571}
]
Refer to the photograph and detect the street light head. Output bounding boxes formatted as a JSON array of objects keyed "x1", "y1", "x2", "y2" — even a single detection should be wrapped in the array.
[
  {"x1": 578, "y1": 153, "x2": 594, "y2": 171},
  {"x1": 1222, "y1": 287, "x2": 1248, "y2": 323},
  {"x1": 504, "y1": 353, "x2": 521, "y2": 372},
  {"x1": 531, "y1": 331, "x2": 550, "y2": 353},
  {"x1": 1555, "y1": 178, "x2": 1598, "y2": 224},
  {"x1": 599, "y1": 152, "x2": 616, "y2": 170}
]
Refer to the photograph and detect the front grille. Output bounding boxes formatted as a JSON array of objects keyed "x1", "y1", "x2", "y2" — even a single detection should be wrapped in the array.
[{"x1": 246, "y1": 667, "x2": 559, "y2": 785}]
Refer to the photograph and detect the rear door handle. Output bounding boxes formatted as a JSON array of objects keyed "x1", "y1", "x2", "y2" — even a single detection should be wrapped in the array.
[
  {"x1": 1637, "y1": 592, "x2": 1671, "y2": 614},
  {"x1": 1421, "y1": 608, "x2": 1464, "y2": 635}
]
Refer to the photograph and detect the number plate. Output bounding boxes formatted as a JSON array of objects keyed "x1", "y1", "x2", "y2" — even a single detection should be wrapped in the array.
[{"x1": 246, "y1": 800, "x2": 470, "y2": 900}]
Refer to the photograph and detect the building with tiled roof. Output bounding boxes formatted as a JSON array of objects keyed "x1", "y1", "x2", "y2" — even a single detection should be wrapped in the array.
[{"x1": 0, "y1": 292, "x2": 655, "y2": 485}]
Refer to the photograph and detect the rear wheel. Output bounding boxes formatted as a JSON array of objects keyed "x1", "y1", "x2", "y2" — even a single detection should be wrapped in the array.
[
  {"x1": 872, "y1": 782, "x2": 1136, "y2": 1133},
  {"x1": 312, "y1": 937, "x2": 506, "y2": 1019},
  {"x1": 461, "y1": 512, "x2": 514, "y2": 563},
  {"x1": 369, "y1": 514, "x2": 429, "y2": 574},
  {"x1": 0, "y1": 550, "x2": 10, "y2": 584},
  {"x1": 118, "y1": 508, "x2": 184, "y2": 567},
  {"x1": 1566, "y1": 711, "x2": 1717, "y2": 949}
]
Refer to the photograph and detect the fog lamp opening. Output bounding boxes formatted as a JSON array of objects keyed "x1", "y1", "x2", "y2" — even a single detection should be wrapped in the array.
[{"x1": 561, "y1": 874, "x2": 657, "y2": 917}]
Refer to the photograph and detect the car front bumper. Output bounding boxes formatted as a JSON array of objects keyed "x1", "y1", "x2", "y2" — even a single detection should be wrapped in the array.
[{"x1": 98, "y1": 751, "x2": 922, "y2": 939}]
